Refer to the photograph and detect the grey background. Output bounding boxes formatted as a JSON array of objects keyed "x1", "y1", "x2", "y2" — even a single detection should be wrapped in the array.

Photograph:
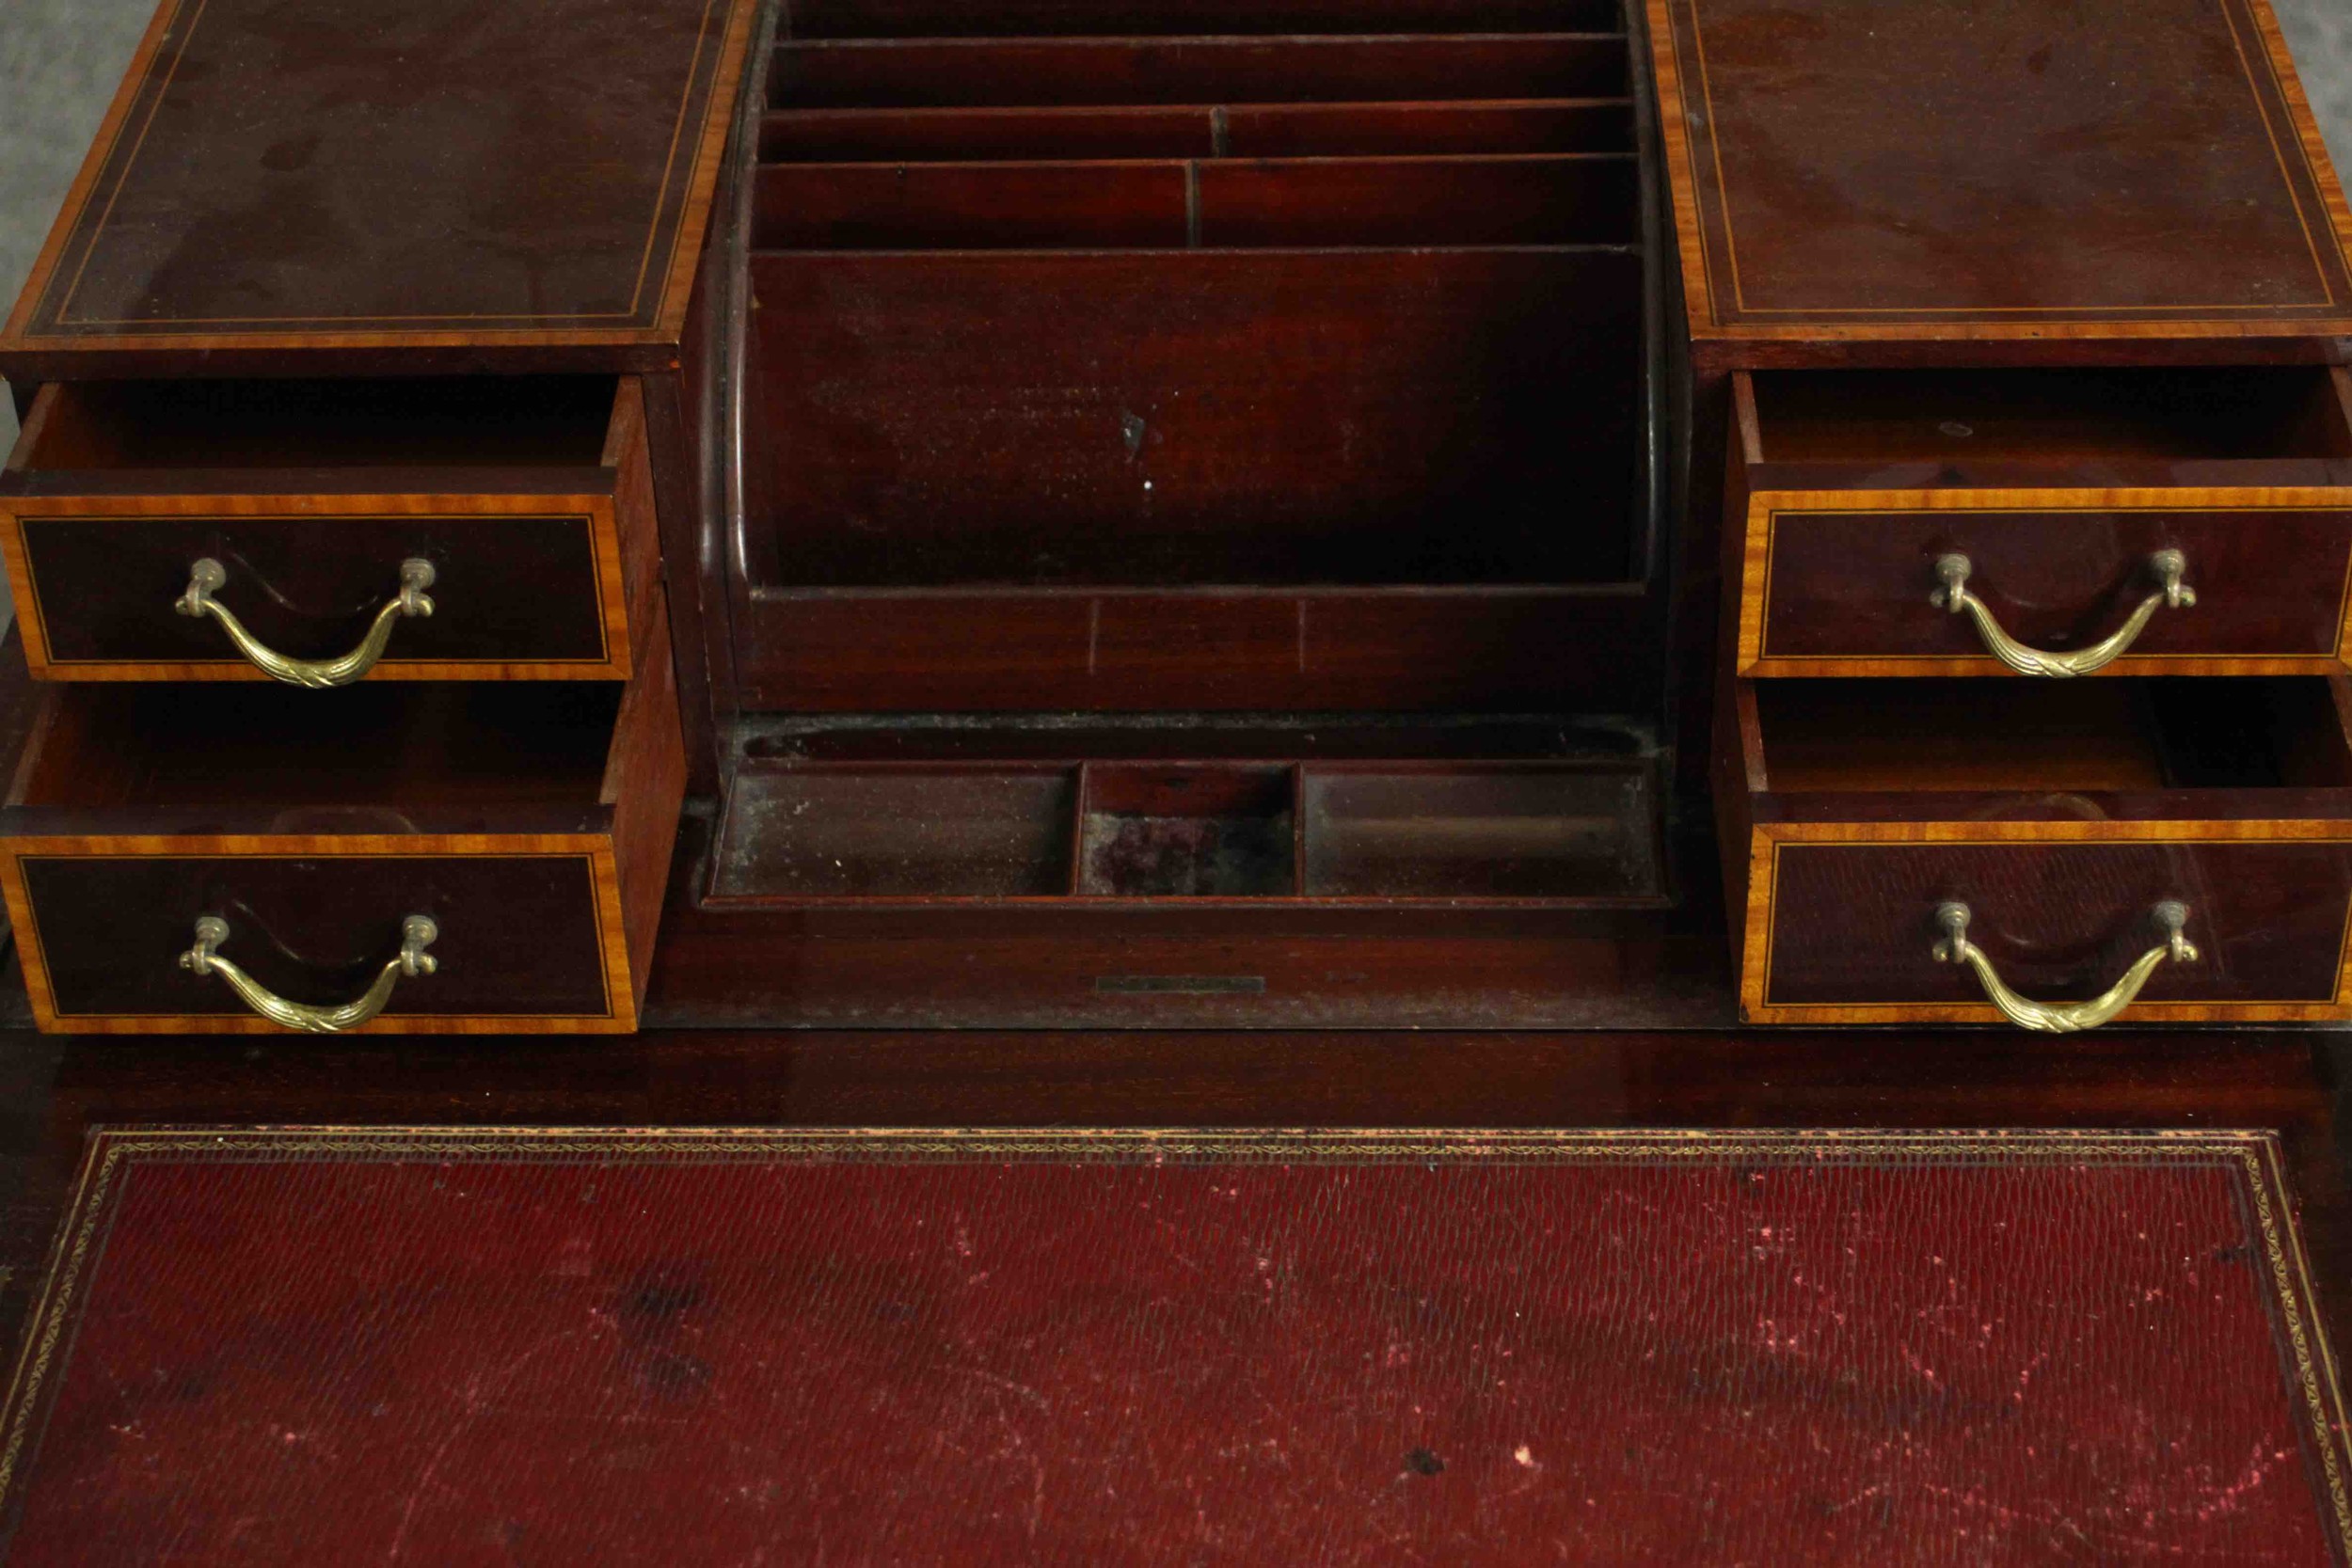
[{"x1": 0, "y1": 0, "x2": 2347, "y2": 458}]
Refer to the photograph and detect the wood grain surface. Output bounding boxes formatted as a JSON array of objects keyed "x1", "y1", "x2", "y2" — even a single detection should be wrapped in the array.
[{"x1": 1647, "y1": 0, "x2": 2352, "y2": 341}]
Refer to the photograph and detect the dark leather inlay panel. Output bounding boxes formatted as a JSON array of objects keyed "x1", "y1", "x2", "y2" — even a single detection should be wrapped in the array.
[
  {"x1": 0, "y1": 1130, "x2": 2343, "y2": 1562},
  {"x1": 20, "y1": 854, "x2": 612, "y2": 1019}
]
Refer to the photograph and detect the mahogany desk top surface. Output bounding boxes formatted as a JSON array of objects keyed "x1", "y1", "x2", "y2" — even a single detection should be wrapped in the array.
[
  {"x1": 0, "y1": 0, "x2": 760, "y2": 379},
  {"x1": 0, "y1": 1024, "x2": 2343, "y2": 1487},
  {"x1": 1648, "y1": 0, "x2": 2352, "y2": 353}
]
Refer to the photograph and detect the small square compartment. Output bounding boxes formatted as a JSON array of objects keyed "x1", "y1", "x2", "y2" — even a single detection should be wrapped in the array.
[
  {"x1": 1077, "y1": 764, "x2": 1295, "y2": 897},
  {"x1": 712, "y1": 765, "x2": 1077, "y2": 897}
]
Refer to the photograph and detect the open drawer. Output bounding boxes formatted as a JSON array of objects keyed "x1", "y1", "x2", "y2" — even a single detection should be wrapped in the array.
[
  {"x1": 1728, "y1": 368, "x2": 2352, "y2": 677},
  {"x1": 1722, "y1": 676, "x2": 2352, "y2": 1028},
  {"x1": 0, "y1": 376, "x2": 659, "y2": 684},
  {"x1": 0, "y1": 599, "x2": 683, "y2": 1034}
]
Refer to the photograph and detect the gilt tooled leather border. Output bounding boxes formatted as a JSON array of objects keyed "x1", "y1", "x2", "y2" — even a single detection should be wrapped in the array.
[{"x1": 0, "y1": 1126, "x2": 2342, "y2": 1558}]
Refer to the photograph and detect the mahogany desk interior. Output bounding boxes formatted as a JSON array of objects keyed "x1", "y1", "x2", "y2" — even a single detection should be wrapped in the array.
[{"x1": 0, "y1": 0, "x2": 2346, "y2": 1325}]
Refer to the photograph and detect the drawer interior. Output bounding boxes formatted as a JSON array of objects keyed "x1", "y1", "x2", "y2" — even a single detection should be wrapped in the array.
[
  {"x1": 1745, "y1": 677, "x2": 2352, "y2": 795},
  {"x1": 708, "y1": 720, "x2": 1662, "y2": 906},
  {"x1": 10, "y1": 376, "x2": 620, "y2": 473},
  {"x1": 8, "y1": 683, "x2": 624, "y2": 811},
  {"x1": 1742, "y1": 367, "x2": 2352, "y2": 465}
]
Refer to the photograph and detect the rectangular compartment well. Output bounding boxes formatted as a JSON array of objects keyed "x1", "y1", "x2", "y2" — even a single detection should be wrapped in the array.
[
  {"x1": 1303, "y1": 765, "x2": 1657, "y2": 897},
  {"x1": 711, "y1": 766, "x2": 1077, "y2": 897}
]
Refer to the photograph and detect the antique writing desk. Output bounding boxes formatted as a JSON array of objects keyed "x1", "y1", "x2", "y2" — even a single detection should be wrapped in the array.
[
  {"x1": 1, "y1": 2, "x2": 2351, "y2": 1555},
  {"x1": 0, "y1": 0, "x2": 2346, "y2": 1038},
  {"x1": 13, "y1": 3, "x2": 2352, "y2": 1043}
]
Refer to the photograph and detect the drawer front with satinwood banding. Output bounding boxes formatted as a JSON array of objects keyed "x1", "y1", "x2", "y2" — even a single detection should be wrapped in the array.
[
  {"x1": 1737, "y1": 492, "x2": 2352, "y2": 677},
  {"x1": 1741, "y1": 827, "x2": 2352, "y2": 1025},
  {"x1": 1717, "y1": 676, "x2": 2352, "y2": 1028},
  {"x1": 4, "y1": 504, "x2": 629, "y2": 681},
  {"x1": 0, "y1": 376, "x2": 660, "y2": 683},
  {"x1": 0, "y1": 596, "x2": 686, "y2": 1035},
  {"x1": 1725, "y1": 368, "x2": 2352, "y2": 680},
  {"x1": 2, "y1": 846, "x2": 623, "y2": 1030}
]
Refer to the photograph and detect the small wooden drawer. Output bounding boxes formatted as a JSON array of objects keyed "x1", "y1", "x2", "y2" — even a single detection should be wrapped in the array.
[
  {"x1": 1722, "y1": 676, "x2": 2352, "y2": 1027},
  {"x1": 0, "y1": 599, "x2": 683, "y2": 1034},
  {"x1": 0, "y1": 376, "x2": 659, "y2": 683},
  {"x1": 1729, "y1": 368, "x2": 2352, "y2": 677}
]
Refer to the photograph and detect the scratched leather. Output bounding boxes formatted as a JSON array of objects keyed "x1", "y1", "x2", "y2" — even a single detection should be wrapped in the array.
[{"x1": 2, "y1": 1148, "x2": 2342, "y2": 1564}]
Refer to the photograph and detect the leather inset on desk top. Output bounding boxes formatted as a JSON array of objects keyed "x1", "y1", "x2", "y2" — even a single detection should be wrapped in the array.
[{"x1": 0, "y1": 1128, "x2": 2343, "y2": 1563}]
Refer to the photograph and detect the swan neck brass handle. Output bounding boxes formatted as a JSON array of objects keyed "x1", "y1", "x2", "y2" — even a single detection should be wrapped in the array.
[
  {"x1": 175, "y1": 557, "x2": 436, "y2": 688},
  {"x1": 179, "y1": 914, "x2": 439, "y2": 1034},
  {"x1": 1933, "y1": 900, "x2": 2194, "y2": 1032},
  {"x1": 1931, "y1": 549, "x2": 2192, "y2": 677}
]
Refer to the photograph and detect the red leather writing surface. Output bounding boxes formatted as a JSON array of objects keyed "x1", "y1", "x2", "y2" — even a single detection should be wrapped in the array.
[{"x1": 0, "y1": 1130, "x2": 2344, "y2": 1564}]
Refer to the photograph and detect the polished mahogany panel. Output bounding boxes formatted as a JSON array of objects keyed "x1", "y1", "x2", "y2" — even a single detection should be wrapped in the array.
[
  {"x1": 752, "y1": 155, "x2": 1637, "y2": 250},
  {"x1": 15, "y1": 855, "x2": 611, "y2": 1022},
  {"x1": 0, "y1": 0, "x2": 756, "y2": 358},
  {"x1": 778, "y1": 0, "x2": 1620, "y2": 35},
  {"x1": 1194, "y1": 153, "x2": 1635, "y2": 247},
  {"x1": 755, "y1": 161, "x2": 1190, "y2": 248},
  {"x1": 771, "y1": 35, "x2": 1628, "y2": 109},
  {"x1": 1761, "y1": 840, "x2": 2352, "y2": 1009},
  {"x1": 748, "y1": 249, "x2": 1642, "y2": 588},
  {"x1": 735, "y1": 586, "x2": 1659, "y2": 714},
  {"x1": 758, "y1": 102, "x2": 1633, "y2": 162},
  {"x1": 0, "y1": 1129, "x2": 2343, "y2": 1564},
  {"x1": 1650, "y1": 0, "x2": 2352, "y2": 333},
  {"x1": 1220, "y1": 99, "x2": 1630, "y2": 157}
]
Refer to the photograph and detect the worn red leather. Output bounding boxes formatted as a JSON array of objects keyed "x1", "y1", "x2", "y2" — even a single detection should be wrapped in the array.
[{"x1": 0, "y1": 1129, "x2": 2344, "y2": 1564}]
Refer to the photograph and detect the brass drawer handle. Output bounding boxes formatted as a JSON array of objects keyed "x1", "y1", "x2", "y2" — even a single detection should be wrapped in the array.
[
  {"x1": 179, "y1": 914, "x2": 439, "y2": 1033},
  {"x1": 1933, "y1": 900, "x2": 2193, "y2": 1032},
  {"x1": 1931, "y1": 550, "x2": 2192, "y2": 676},
  {"x1": 175, "y1": 557, "x2": 436, "y2": 688}
]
